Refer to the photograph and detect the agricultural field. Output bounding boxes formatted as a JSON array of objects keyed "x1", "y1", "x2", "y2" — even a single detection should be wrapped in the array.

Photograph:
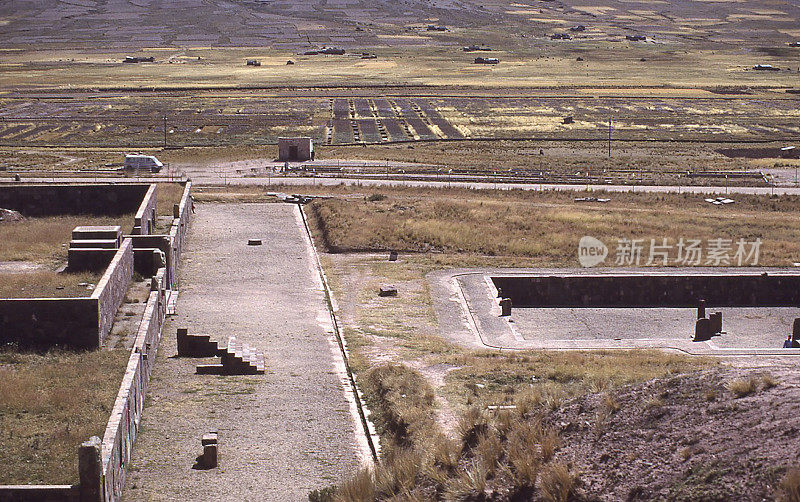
[
  {"x1": 0, "y1": 0, "x2": 799, "y2": 89},
  {"x1": 0, "y1": 92, "x2": 798, "y2": 150}
]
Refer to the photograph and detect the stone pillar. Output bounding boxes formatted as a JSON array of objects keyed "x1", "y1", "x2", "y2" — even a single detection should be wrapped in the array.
[
  {"x1": 388, "y1": 250, "x2": 398, "y2": 261},
  {"x1": 78, "y1": 436, "x2": 102, "y2": 502},
  {"x1": 173, "y1": 203, "x2": 180, "y2": 218},
  {"x1": 793, "y1": 318, "x2": 800, "y2": 340},
  {"x1": 694, "y1": 317, "x2": 711, "y2": 342},
  {"x1": 697, "y1": 299, "x2": 706, "y2": 319},
  {"x1": 499, "y1": 298, "x2": 512, "y2": 316}
]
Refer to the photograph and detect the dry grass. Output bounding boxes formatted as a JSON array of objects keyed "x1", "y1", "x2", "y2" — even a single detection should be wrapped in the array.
[
  {"x1": 439, "y1": 350, "x2": 714, "y2": 412},
  {"x1": 330, "y1": 378, "x2": 582, "y2": 501},
  {"x1": 779, "y1": 468, "x2": 800, "y2": 502},
  {"x1": 307, "y1": 189, "x2": 800, "y2": 266},
  {"x1": 0, "y1": 348, "x2": 129, "y2": 484},
  {"x1": 191, "y1": 185, "x2": 282, "y2": 203},
  {"x1": 155, "y1": 182, "x2": 188, "y2": 217},
  {"x1": 316, "y1": 140, "x2": 761, "y2": 178},
  {"x1": 726, "y1": 376, "x2": 758, "y2": 397},
  {"x1": 0, "y1": 214, "x2": 134, "y2": 265},
  {"x1": 360, "y1": 364, "x2": 438, "y2": 454},
  {"x1": 540, "y1": 463, "x2": 580, "y2": 502},
  {"x1": 0, "y1": 271, "x2": 101, "y2": 298}
]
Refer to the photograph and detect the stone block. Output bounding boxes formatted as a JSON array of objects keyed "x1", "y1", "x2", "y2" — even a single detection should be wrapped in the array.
[
  {"x1": 379, "y1": 285, "x2": 398, "y2": 297},
  {"x1": 709, "y1": 312, "x2": 723, "y2": 334},
  {"x1": 793, "y1": 318, "x2": 800, "y2": 339},
  {"x1": 195, "y1": 440, "x2": 218, "y2": 469},
  {"x1": 69, "y1": 239, "x2": 119, "y2": 249},
  {"x1": 68, "y1": 248, "x2": 119, "y2": 272},
  {"x1": 202, "y1": 432, "x2": 218, "y2": 446},
  {"x1": 72, "y1": 226, "x2": 122, "y2": 245},
  {"x1": 694, "y1": 317, "x2": 712, "y2": 342},
  {"x1": 202, "y1": 444, "x2": 218, "y2": 468},
  {"x1": 196, "y1": 364, "x2": 224, "y2": 374},
  {"x1": 499, "y1": 298, "x2": 512, "y2": 316},
  {"x1": 177, "y1": 329, "x2": 219, "y2": 357},
  {"x1": 388, "y1": 250, "x2": 398, "y2": 261}
]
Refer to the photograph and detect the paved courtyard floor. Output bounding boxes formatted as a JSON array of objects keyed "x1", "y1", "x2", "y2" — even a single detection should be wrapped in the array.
[
  {"x1": 124, "y1": 203, "x2": 362, "y2": 501},
  {"x1": 429, "y1": 268, "x2": 800, "y2": 356}
]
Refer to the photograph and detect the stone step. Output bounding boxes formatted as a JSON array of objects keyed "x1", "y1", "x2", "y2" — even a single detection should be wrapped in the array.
[
  {"x1": 69, "y1": 239, "x2": 120, "y2": 249},
  {"x1": 72, "y1": 225, "x2": 122, "y2": 243},
  {"x1": 196, "y1": 364, "x2": 224, "y2": 375}
]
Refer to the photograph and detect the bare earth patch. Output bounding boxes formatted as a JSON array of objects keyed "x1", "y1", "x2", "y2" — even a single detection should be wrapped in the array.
[{"x1": 547, "y1": 368, "x2": 800, "y2": 501}]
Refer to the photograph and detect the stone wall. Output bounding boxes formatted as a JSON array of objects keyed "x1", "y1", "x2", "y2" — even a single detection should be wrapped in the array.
[
  {"x1": 0, "y1": 184, "x2": 150, "y2": 217},
  {"x1": 0, "y1": 297, "x2": 97, "y2": 349},
  {"x1": 128, "y1": 235, "x2": 172, "y2": 283},
  {"x1": 0, "y1": 485, "x2": 78, "y2": 502},
  {"x1": 94, "y1": 184, "x2": 192, "y2": 501},
  {"x1": 67, "y1": 248, "x2": 120, "y2": 272},
  {"x1": 0, "y1": 239, "x2": 132, "y2": 349},
  {"x1": 132, "y1": 184, "x2": 157, "y2": 235},
  {"x1": 100, "y1": 268, "x2": 166, "y2": 502},
  {"x1": 0, "y1": 182, "x2": 192, "y2": 499},
  {"x1": 492, "y1": 273, "x2": 800, "y2": 308},
  {"x1": 168, "y1": 182, "x2": 192, "y2": 288},
  {"x1": 92, "y1": 240, "x2": 134, "y2": 346}
]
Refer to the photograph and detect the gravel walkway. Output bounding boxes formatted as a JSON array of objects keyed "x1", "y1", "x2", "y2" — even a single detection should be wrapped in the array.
[{"x1": 124, "y1": 202, "x2": 361, "y2": 501}]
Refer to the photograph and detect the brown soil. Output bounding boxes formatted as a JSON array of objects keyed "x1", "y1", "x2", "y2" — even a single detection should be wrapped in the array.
[{"x1": 547, "y1": 368, "x2": 800, "y2": 501}]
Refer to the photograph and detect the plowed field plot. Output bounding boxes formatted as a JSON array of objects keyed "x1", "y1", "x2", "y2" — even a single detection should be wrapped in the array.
[
  {"x1": 0, "y1": 93, "x2": 797, "y2": 148},
  {"x1": 356, "y1": 118, "x2": 382, "y2": 143},
  {"x1": 418, "y1": 100, "x2": 464, "y2": 139},
  {"x1": 332, "y1": 118, "x2": 355, "y2": 143},
  {"x1": 333, "y1": 98, "x2": 349, "y2": 120},
  {"x1": 354, "y1": 98, "x2": 374, "y2": 119},
  {"x1": 393, "y1": 99, "x2": 437, "y2": 140}
]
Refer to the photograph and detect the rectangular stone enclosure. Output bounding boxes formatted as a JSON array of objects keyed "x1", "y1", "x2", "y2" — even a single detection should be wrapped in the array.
[
  {"x1": 492, "y1": 272, "x2": 800, "y2": 308},
  {"x1": 278, "y1": 137, "x2": 313, "y2": 161}
]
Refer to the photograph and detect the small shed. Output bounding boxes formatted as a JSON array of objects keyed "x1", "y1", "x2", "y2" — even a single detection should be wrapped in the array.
[{"x1": 278, "y1": 137, "x2": 314, "y2": 161}]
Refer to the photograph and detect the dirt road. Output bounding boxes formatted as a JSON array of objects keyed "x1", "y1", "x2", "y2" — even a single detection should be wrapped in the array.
[{"x1": 124, "y1": 202, "x2": 362, "y2": 501}]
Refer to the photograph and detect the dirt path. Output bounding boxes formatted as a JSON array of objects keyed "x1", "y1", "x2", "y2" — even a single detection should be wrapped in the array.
[{"x1": 124, "y1": 202, "x2": 362, "y2": 501}]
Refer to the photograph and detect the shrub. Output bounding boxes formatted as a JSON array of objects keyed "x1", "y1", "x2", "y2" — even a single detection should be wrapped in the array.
[
  {"x1": 726, "y1": 377, "x2": 758, "y2": 398},
  {"x1": 779, "y1": 468, "x2": 800, "y2": 502},
  {"x1": 331, "y1": 469, "x2": 374, "y2": 502},
  {"x1": 540, "y1": 463, "x2": 580, "y2": 502}
]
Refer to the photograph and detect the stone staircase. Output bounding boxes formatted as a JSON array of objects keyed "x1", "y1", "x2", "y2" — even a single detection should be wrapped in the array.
[{"x1": 177, "y1": 329, "x2": 265, "y2": 375}]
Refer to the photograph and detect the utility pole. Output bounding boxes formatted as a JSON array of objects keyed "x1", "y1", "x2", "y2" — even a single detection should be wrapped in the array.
[
  {"x1": 163, "y1": 115, "x2": 167, "y2": 149},
  {"x1": 607, "y1": 117, "x2": 612, "y2": 158}
]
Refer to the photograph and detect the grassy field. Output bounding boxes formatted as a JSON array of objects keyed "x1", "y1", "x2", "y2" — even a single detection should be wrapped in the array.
[
  {"x1": 307, "y1": 187, "x2": 800, "y2": 267},
  {"x1": 0, "y1": 348, "x2": 129, "y2": 485},
  {"x1": 0, "y1": 271, "x2": 102, "y2": 298},
  {"x1": 304, "y1": 184, "x2": 799, "y2": 498},
  {"x1": 0, "y1": 214, "x2": 135, "y2": 265}
]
